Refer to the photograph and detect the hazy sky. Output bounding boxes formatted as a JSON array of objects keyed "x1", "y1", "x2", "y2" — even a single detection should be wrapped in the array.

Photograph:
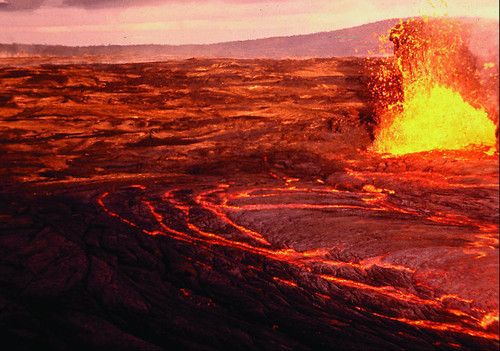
[{"x1": 1, "y1": 0, "x2": 498, "y2": 45}]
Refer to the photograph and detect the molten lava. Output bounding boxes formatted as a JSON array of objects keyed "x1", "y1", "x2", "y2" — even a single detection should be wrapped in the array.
[
  {"x1": 372, "y1": 18, "x2": 498, "y2": 155},
  {"x1": 97, "y1": 178, "x2": 500, "y2": 343},
  {"x1": 375, "y1": 84, "x2": 496, "y2": 155}
]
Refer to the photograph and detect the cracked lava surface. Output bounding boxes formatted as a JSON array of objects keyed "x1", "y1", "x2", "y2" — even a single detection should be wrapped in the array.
[{"x1": 0, "y1": 58, "x2": 498, "y2": 350}]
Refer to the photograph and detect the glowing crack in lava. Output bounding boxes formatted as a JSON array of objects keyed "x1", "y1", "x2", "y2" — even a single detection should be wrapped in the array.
[
  {"x1": 372, "y1": 18, "x2": 497, "y2": 155},
  {"x1": 97, "y1": 177, "x2": 500, "y2": 344}
]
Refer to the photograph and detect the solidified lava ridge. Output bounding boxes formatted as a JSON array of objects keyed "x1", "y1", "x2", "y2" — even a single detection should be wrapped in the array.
[{"x1": 97, "y1": 175, "x2": 499, "y2": 343}]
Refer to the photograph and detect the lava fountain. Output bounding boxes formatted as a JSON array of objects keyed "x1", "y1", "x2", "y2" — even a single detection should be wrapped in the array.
[{"x1": 371, "y1": 18, "x2": 498, "y2": 155}]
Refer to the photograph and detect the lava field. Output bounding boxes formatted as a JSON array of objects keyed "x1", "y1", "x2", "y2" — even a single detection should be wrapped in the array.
[{"x1": 0, "y1": 58, "x2": 498, "y2": 350}]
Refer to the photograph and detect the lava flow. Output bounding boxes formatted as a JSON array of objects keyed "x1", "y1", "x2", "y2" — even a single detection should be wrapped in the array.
[
  {"x1": 371, "y1": 17, "x2": 498, "y2": 155},
  {"x1": 85, "y1": 32, "x2": 500, "y2": 342},
  {"x1": 1, "y1": 34, "x2": 498, "y2": 349},
  {"x1": 97, "y1": 171, "x2": 500, "y2": 345}
]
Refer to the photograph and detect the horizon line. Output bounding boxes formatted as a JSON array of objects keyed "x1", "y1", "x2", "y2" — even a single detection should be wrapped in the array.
[{"x1": 1, "y1": 15, "x2": 497, "y2": 48}]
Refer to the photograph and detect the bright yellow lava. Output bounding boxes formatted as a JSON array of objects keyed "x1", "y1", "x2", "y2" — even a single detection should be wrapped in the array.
[
  {"x1": 374, "y1": 84, "x2": 497, "y2": 155},
  {"x1": 371, "y1": 18, "x2": 498, "y2": 156}
]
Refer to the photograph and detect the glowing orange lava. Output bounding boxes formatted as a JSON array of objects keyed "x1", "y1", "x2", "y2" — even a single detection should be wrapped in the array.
[
  {"x1": 371, "y1": 18, "x2": 498, "y2": 155},
  {"x1": 97, "y1": 180, "x2": 499, "y2": 342}
]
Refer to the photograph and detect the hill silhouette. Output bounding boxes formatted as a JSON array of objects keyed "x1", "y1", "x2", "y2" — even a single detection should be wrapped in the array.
[{"x1": 0, "y1": 17, "x2": 497, "y2": 62}]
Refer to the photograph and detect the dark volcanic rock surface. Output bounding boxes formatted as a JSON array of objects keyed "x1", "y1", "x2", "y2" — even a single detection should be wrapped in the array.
[{"x1": 0, "y1": 58, "x2": 498, "y2": 350}]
